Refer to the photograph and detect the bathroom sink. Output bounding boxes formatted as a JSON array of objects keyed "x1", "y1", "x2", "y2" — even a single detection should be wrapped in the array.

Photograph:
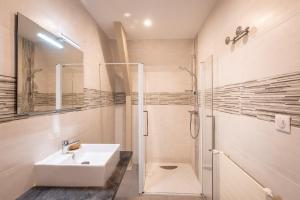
[{"x1": 34, "y1": 144, "x2": 120, "y2": 187}]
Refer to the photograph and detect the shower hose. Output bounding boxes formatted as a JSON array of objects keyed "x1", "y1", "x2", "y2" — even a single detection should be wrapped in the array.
[{"x1": 189, "y1": 111, "x2": 200, "y2": 139}]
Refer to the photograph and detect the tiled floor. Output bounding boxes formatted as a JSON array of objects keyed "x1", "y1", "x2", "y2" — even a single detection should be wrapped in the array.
[
  {"x1": 116, "y1": 165, "x2": 204, "y2": 200},
  {"x1": 144, "y1": 163, "x2": 202, "y2": 195}
]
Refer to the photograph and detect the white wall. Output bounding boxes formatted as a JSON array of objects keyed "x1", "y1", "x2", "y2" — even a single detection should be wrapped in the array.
[
  {"x1": 0, "y1": 0, "x2": 115, "y2": 199},
  {"x1": 197, "y1": 0, "x2": 300, "y2": 199}
]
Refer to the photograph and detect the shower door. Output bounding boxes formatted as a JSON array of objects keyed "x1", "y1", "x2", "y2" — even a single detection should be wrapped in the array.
[{"x1": 201, "y1": 55, "x2": 214, "y2": 200}]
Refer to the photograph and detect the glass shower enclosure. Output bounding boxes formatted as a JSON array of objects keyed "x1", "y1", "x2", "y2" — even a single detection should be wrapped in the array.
[
  {"x1": 111, "y1": 59, "x2": 215, "y2": 199},
  {"x1": 137, "y1": 55, "x2": 214, "y2": 198}
]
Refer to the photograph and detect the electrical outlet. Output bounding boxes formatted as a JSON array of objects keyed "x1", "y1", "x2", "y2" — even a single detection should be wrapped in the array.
[{"x1": 275, "y1": 114, "x2": 291, "y2": 133}]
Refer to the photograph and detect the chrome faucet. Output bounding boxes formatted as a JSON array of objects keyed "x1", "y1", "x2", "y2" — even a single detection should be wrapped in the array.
[
  {"x1": 61, "y1": 139, "x2": 80, "y2": 154},
  {"x1": 62, "y1": 140, "x2": 70, "y2": 154}
]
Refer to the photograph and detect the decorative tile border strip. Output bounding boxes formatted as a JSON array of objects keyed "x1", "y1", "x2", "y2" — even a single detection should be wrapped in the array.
[
  {"x1": 213, "y1": 71, "x2": 300, "y2": 128},
  {"x1": 21, "y1": 89, "x2": 114, "y2": 111},
  {"x1": 115, "y1": 92, "x2": 126, "y2": 104},
  {"x1": 213, "y1": 83, "x2": 241, "y2": 114},
  {"x1": 0, "y1": 75, "x2": 16, "y2": 123},
  {"x1": 83, "y1": 88, "x2": 101, "y2": 109},
  {"x1": 0, "y1": 79, "x2": 116, "y2": 123},
  {"x1": 100, "y1": 91, "x2": 115, "y2": 107},
  {"x1": 2, "y1": 71, "x2": 299, "y2": 128},
  {"x1": 112, "y1": 92, "x2": 196, "y2": 105},
  {"x1": 62, "y1": 93, "x2": 84, "y2": 108},
  {"x1": 83, "y1": 89, "x2": 115, "y2": 109},
  {"x1": 33, "y1": 92, "x2": 84, "y2": 111},
  {"x1": 131, "y1": 92, "x2": 195, "y2": 105},
  {"x1": 146, "y1": 92, "x2": 195, "y2": 105}
]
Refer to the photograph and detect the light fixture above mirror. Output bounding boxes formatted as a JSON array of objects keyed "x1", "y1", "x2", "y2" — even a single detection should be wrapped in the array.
[
  {"x1": 37, "y1": 32, "x2": 64, "y2": 49},
  {"x1": 59, "y1": 33, "x2": 80, "y2": 49}
]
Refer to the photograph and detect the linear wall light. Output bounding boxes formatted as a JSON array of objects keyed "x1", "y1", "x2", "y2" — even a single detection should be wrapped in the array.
[
  {"x1": 59, "y1": 33, "x2": 80, "y2": 49},
  {"x1": 37, "y1": 33, "x2": 64, "y2": 49}
]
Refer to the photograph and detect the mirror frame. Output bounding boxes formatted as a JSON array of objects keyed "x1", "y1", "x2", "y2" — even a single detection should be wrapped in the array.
[{"x1": 15, "y1": 13, "x2": 84, "y2": 116}]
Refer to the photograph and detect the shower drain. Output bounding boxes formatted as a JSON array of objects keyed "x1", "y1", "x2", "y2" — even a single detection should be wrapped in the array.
[{"x1": 160, "y1": 165, "x2": 178, "y2": 170}]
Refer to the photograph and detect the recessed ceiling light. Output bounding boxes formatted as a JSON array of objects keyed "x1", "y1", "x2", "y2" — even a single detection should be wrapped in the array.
[
  {"x1": 124, "y1": 12, "x2": 131, "y2": 17},
  {"x1": 143, "y1": 19, "x2": 152, "y2": 27}
]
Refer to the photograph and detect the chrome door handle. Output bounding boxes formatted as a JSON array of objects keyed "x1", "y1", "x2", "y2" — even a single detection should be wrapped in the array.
[
  {"x1": 144, "y1": 110, "x2": 149, "y2": 136},
  {"x1": 206, "y1": 115, "x2": 215, "y2": 149},
  {"x1": 208, "y1": 149, "x2": 220, "y2": 154}
]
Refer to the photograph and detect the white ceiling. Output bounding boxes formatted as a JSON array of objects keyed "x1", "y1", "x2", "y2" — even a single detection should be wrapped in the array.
[{"x1": 81, "y1": 0, "x2": 217, "y2": 39}]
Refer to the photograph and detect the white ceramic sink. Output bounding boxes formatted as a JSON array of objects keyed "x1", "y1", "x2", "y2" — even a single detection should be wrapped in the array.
[{"x1": 35, "y1": 144, "x2": 120, "y2": 187}]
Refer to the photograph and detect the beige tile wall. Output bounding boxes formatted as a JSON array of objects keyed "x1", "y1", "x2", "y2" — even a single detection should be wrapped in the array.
[
  {"x1": 0, "y1": 0, "x2": 115, "y2": 199},
  {"x1": 197, "y1": 0, "x2": 300, "y2": 199}
]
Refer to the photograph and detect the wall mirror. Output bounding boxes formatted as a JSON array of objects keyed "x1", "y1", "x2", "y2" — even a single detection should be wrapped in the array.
[{"x1": 16, "y1": 13, "x2": 84, "y2": 115}]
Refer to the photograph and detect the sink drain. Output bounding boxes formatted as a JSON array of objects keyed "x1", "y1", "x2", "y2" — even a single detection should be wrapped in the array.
[
  {"x1": 160, "y1": 165, "x2": 178, "y2": 170},
  {"x1": 81, "y1": 161, "x2": 90, "y2": 165}
]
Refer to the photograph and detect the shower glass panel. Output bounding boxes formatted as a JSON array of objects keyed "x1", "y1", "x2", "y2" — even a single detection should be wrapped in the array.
[
  {"x1": 201, "y1": 55, "x2": 214, "y2": 200},
  {"x1": 106, "y1": 63, "x2": 145, "y2": 194}
]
